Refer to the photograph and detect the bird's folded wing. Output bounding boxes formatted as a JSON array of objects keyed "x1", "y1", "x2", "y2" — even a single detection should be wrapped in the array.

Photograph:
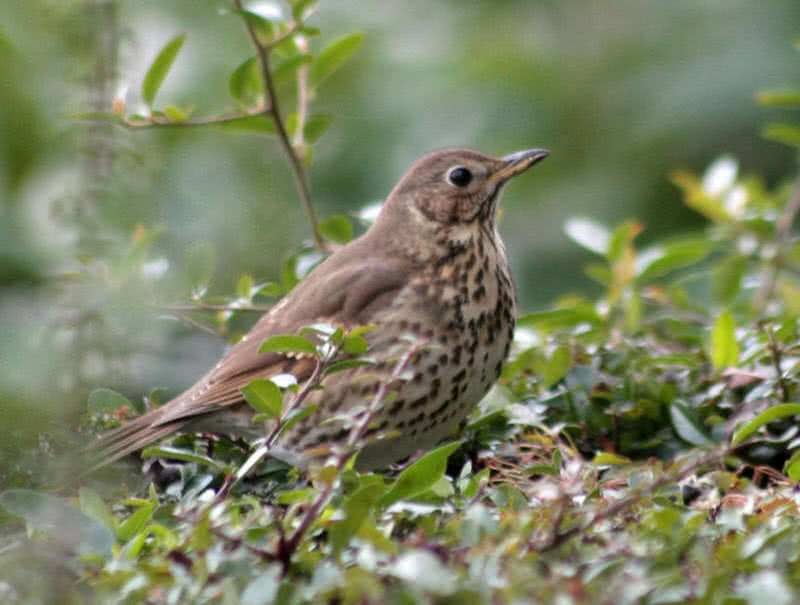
[{"x1": 154, "y1": 256, "x2": 415, "y2": 425}]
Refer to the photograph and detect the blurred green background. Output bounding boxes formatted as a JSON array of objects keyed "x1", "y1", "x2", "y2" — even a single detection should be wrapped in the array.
[{"x1": 0, "y1": 1, "x2": 797, "y2": 481}]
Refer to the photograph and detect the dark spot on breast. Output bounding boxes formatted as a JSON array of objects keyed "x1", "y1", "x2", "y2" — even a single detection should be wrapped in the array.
[
  {"x1": 388, "y1": 399, "x2": 406, "y2": 414},
  {"x1": 410, "y1": 396, "x2": 428, "y2": 410},
  {"x1": 453, "y1": 368, "x2": 467, "y2": 383}
]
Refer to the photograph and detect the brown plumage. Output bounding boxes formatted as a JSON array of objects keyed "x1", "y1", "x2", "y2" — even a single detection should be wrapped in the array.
[{"x1": 89, "y1": 147, "x2": 549, "y2": 471}]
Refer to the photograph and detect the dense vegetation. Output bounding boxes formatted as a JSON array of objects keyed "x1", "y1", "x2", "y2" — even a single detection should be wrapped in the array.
[{"x1": 1, "y1": 3, "x2": 798, "y2": 603}]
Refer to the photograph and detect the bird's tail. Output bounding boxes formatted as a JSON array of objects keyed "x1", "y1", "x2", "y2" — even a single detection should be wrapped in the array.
[{"x1": 84, "y1": 409, "x2": 184, "y2": 473}]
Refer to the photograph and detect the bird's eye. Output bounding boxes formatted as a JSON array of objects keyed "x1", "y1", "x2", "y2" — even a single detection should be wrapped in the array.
[{"x1": 447, "y1": 166, "x2": 472, "y2": 187}]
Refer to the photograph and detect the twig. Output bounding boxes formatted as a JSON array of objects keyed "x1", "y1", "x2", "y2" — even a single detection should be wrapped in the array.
[
  {"x1": 764, "y1": 324, "x2": 791, "y2": 402},
  {"x1": 117, "y1": 109, "x2": 271, "y2": 129},
  {"x1": 233, "y1": 0, "x2": 324, "y2": 251},
  {"x1": 156, "y1": 302, "x2": 273, "y2": 313}
]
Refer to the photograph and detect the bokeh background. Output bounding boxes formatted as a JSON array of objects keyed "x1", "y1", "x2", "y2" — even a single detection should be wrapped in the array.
[{"x1": 1, "y1": 1, "x2": 798, "y2": 480}]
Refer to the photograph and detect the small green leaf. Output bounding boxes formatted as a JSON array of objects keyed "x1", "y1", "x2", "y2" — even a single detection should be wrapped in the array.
[
  {"x1": 220, "y1": 115, "x2": 276, "y2": 134},
  {"x1": 241, "y1": 10, "x2": 275, "y2": 45},
  {"x1": 669, "y1": 402, "x2": 714, "y2": 447},
  {"x1": 254, "y1": 281, "x2": 283, "y2": 298},
  {"x1": 712, "y1": 255, "x2": 747, "y2": 305},
  {"x1": 318, "y1": 215, "x2": 353, "y2": 244},
  {"x1": 185, "y1": 241, "x2": 216, "y2": 298},
  {"x1": 342, "y1": 333, "x2": 368, "y2": 355},
  {"x1": 0, "y1": 489, "x2": 114, "y2": 555},
  {"x1": 636, "y1": 240, "x2": 712, "y2": 283},
  {"x1": 228, "y1": 56, "x2": 261, "y2": 103},
  {"x1": 784, "y1": 449, "x2": 800, "y2": 481},
  {"x1": 519, "y1": 305, "x2": 601, "y2": 330},
  {"x1": 761, "y1": 123, "x2": 800, "y2": 148},
  {"x1": 330, "y1": 482, "x2": 386, "y2": 558},
  {"x1": 303, "y1": 114, "x2": 331, "y2": 143},
  {"x1": 323, "y1": 358, "x2": 376, "y2": 377},
  {"x1": 670, "y1": 171, "x2": 732, "y2": 223},
  {"x1": 163, "y1": 104, "x2": 189, "y2": 122},
  {"x1": 241, "y1": 378, "x2": 283, "y2": 418},
  {"x1": 593, "y1": 452, "x2": 631, "y2": 465},
  {"x1": 563, "y1": 217, "x2": 610, "y2": 255},
  {"x1": 87, "y1": 388, "x2": 132, "y2": 414},
  {"x1": 607, "y1": 221, "x2": 639, "y2": 262},
  {"x1": 756, "y1": 88, "x2": 800, "y2": 108},
  {"x1": 142, "y1": 34, "x2": 185, "y2": 107},
  {"x1": 116, "y1": 502, "x2": 154, "y2": 542},
  {"x1": 272, "y1": 54, "x2": 312, "y2": 85},
  {"x1": 711, "y1": 309, "x2": 739, "y2": 369},
  {"x1": 309, "y1": 33, "x2": 365, "y2": 88},
  {"x1": 276, "y1": 404, "x2": 319, "y2": 438},
  {"x1": 140, "y1": 446, "x2": 227, "y2": 471},
  {"x1": 378, "y1": 441, "x2": 463, "y2": 508},
  {"x1": 542, "y1": 345, "x2": 571, "y2": 388},
  {"x1": 237, "y1": 274, "x2": 255, "y2": 300},
  {"x1": 258, "y1": 334, "x2": 318, "y2": 355},
  {"x1": 731, "y1": 404, "x2": 800, "y2": 446},
  {"x1": 291, "y1": 0, "x2": 317, "y2": 19}
]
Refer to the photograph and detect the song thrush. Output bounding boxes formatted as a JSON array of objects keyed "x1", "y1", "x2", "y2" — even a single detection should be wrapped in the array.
[{"x1": 90, "y1": 147, "x2": 549, "y2": 471}]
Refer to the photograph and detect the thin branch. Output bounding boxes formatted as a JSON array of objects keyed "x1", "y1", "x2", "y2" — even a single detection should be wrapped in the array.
[
  {"x1": 119, "y1": 109, "x2": 271, "y2": 129},
  {"x1": 233, "y1": 0, "x2": 324, "y2": 251}
]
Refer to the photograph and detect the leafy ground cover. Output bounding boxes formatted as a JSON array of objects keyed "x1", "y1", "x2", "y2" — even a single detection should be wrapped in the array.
[{"x1": 0, "y1": 6, "x2": 798, "y2": 604}]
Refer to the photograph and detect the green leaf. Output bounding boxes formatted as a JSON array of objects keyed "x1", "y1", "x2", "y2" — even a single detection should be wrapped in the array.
[
  {"x1": 636, "y1": 239, "x2": 712, "y2": 283},
  {"x1": 258, "y1": 334, "x2": 318, "y2": 355},
  {"x1": 542, "y1": 345, "x2": 571, "y2": 388},
  {"x1": 228, "y1": 56, "x2": 261, "y2": 103},
  {"x1": 731, "y1": 404, "x2": 800, "y2": 446},
  {"x1": 563, "y1": 216, "x2": 610, "y2": 255},
  {"x1": 140, "y1": 446, "x2": 227, "y2": 471},
  {"x1": 784, "y1": 449, "x2": 800, "y2": 481},
  {"x1": 163, "y1": 104, "x2": 189, "y2": 122},
  {"x1": 330, "y1": 482, "x2": 386, "y2": 558},
  {"x1": 237, "y1": 274, "x2": 255, "y2": 299},
  {"x1": 0, "y1": 489, "x2": 114, "y2": 555},
  {"x1": 87, "y1": 388, "x2": 132, "y2": 414},
  {"x1": 309, "y1": 33, "x2": 365, "y2": 88},
  {"x1": 593, "y1": 452, "x2": 631, "y2": 465},
  {"x1": 323, "y1": 358, "x2": 376, "y2": 377},
  {"x1": 711, "y1": 309, "x2": 739, "y2": 369},
  {"x1": 272, "y1": 54, "x2": 312, "y2": 85},
  {"x1": 712, "y1": 255, "x2": 747, "y2": 305},
  {"x1": 142, "y1": 34, "x2": 185, "y2": 107},
  {"x1": 519, "y1": 305, "x2": 601, "y2": 330},
  {"x1": 116, "y1": 502, "x2": 154, "y2": 542},
  {"x1": 607, "y1": 221, "x2": 639, "y2": 262},
  {"x1": 303, "y1": 114, "x2": 331, "y2": 143},
  {"x1": 761, "y1": 123, "x2": 800, "y2": 148},
  {"x1": 756, "y1": 88, "x2": 800, "y2": 108},
  {"x1": 241, "y1": 378, "x2": 283, "y2": 418},
  {"x1": 669, "y1": 402, "x2": 714, "y2": 447},
  {"x1": 185, "y1": 241, "x2": 216, "y2": 298},
  {"x1": 78, "y1": 487, "x2": 115, "y2": 530},
  {"x1": 670, "y1": 171, "x2": 732, "y2": 223},
  {"x1": 378, "y1": 441, "x2": 462, "y2": 508},
  {"x1": 241, "y1": 10, "x2": 275, "y2": 45},
  {"x1": 317, "y1": 214, "x2": 353, "y2": 243},
  {"x1": 342, "y1": 333, "x2": 368, "y2": 355},
  {"x1": 291, "y1": 0, "x2": 317, "y2": 19},
  {"x1": 219, "y1": 115, "x2": 276, "y2": 134}
]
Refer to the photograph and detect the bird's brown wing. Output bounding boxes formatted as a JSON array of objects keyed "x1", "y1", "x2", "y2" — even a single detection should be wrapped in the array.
[{"x1": 88, "y1": 253, "x2": 414, "y2": 467}]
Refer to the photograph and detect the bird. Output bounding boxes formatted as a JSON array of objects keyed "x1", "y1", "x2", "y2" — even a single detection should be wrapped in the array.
[{"x1": 89, "y1": 147, "x2": 549, "y2": 471}]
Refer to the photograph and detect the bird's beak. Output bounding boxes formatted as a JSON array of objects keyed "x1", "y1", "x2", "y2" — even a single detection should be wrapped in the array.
[{"x1": 487, "y1": 148, "x2": 550, "y2": 185}]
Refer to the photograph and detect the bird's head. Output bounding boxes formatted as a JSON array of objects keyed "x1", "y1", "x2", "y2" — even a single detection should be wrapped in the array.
[{"x1": 378, "y1": 147, "x2": 549, "y2": 229}]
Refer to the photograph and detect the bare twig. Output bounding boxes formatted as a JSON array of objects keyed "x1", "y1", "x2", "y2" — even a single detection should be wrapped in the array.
[
  {"x1": 764, "y1": 324, "x2": 791, "y2": 402},
  {"x1": 233, "y1": 0, "x2": 324, "y2": 251}
]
